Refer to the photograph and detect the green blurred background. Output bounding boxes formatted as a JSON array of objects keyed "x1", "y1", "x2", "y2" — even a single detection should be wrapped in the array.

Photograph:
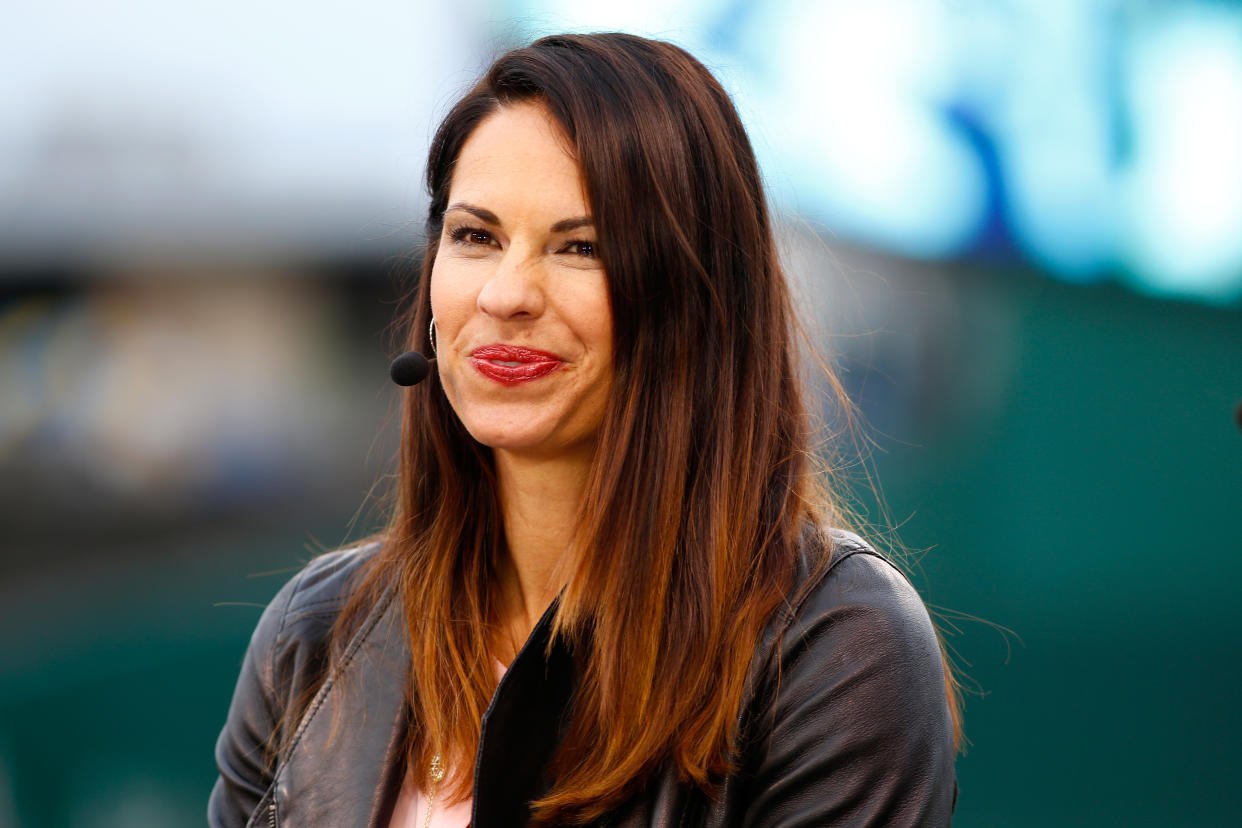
[{"x1": 3, "y1": 2, "x2": 1240, "y2": 826}]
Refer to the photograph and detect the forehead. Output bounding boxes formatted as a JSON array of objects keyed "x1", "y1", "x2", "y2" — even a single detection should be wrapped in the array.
[{"x1": 448, "y1": 103, "x2": 589, "y2": 213}]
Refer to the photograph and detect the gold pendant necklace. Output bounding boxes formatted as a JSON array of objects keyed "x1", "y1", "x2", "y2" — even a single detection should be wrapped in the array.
[{"x1": 421, "y1": 754, "x2": 446, "y2": 828}]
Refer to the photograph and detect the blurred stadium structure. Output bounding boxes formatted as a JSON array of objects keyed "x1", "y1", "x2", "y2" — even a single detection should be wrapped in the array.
[{"x1": 1, "y1": 1, "x2": 1239, "y2": 826}]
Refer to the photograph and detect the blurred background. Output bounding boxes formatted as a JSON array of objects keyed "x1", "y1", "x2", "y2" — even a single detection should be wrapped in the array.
[{"x1": 2, "y1": 1, "x2": 1240, "y2": 825}]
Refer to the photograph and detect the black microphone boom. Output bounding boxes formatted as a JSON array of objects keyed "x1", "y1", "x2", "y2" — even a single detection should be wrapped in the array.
[{"x1": 390, "y1": 351, "x2": 435, "y2": 386}]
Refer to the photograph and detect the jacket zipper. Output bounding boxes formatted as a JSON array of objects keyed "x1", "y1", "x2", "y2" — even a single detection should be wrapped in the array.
[{"x1": 267, "y1": 800, "x2": 276, "y2": 828}]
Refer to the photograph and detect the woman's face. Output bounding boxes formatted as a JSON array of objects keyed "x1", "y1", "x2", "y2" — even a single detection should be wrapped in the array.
[{"x1": 430, "y1": 102, "x2": 613, "y2": 462}]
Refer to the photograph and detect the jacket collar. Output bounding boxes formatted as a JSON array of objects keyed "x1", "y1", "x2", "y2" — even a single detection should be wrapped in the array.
[
  {"x1": 471, "y1": 598, "x2": 575, "y2": 827},
  {"x1": 269, "y1": 586, "x2": 577, "y2": 828}
]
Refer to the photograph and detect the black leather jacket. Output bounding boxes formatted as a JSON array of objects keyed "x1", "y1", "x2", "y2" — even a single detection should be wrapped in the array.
[{"x1": 210, "y1": 530, "x2": 957, "y2": 827}]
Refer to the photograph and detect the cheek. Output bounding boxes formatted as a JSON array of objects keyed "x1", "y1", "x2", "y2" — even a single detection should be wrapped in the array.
[
  {"x1": 428, "y1": 257, "x2": 451, "y2": 321},
  {"x1": 429, "y1": 260, "x2": 475, "y2": 335},
  {"x1": 580, "y1": 292, "x2": 614, "y2": 355}
]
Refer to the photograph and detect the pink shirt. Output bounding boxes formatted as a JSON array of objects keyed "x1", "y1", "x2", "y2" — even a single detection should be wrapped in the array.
[
  {"x1": 387, "y1": 772, "x2": 474, "y2": 828},
  {"x1": 387, "y1": 659, "x2": 508, "y2": 828}
]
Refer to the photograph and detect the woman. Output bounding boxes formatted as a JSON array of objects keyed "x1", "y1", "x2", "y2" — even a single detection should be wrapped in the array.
[{"x1": 210, "y1": 32, "x2": 959, "y2": 827}]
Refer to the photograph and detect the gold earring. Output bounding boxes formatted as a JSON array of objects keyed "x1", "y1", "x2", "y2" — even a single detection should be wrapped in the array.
[{"x1": 429, "y1": 317, "x2": 437, "y2": 355}]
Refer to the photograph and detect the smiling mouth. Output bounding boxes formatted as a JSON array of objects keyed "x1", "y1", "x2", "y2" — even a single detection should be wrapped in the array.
[{"x1": 470, "y1": 344, "x2": 563, "y2": 386}]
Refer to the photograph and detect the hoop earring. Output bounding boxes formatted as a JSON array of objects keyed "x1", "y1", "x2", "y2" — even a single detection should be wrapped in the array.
[{"x1": 428, "y1": 317, "x2": 437, "y2": 356}]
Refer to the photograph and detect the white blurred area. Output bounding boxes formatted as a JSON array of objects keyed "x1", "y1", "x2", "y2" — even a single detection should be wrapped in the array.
[{"x1": 1, "y1": 0, "x2": 486, "y2": 265}]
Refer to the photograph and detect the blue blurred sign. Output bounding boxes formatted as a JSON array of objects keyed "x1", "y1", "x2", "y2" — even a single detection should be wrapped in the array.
[{"x1": 512, "y1": 0, "x2": 1242, "y2": 304}]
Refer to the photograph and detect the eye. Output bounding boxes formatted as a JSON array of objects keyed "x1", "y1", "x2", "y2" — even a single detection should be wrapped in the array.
[
  {"x1": 447, "y1": 225, "x2": 496, "y2": 247},
  {"x1": 561, "y1": 240, "x2": 598, "y2": 258}
]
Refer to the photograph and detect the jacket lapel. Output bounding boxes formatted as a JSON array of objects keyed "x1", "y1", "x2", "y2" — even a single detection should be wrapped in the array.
[
  {"x1": 471, "y1": 600, "x2": 575, "y2": 827},
  {"x1": 273, "y1": 586, "x2": 409, "y2": 827}
]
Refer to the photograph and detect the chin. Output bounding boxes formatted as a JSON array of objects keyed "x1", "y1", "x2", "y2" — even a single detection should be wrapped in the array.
[
  {"x1": 461, "y1": 417, "x2": 595, "y2": 460},
  {"x1": 444, "y1": 383, "x2": 604, "y2": 459},
  {"x1": 459, "y1": 413, "x2": 558, "y2": 453}
]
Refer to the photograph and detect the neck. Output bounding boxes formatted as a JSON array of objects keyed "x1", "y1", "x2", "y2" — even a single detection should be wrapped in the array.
[{"x1": 492, "y1": 446, "x2": 592, "y2": 661}]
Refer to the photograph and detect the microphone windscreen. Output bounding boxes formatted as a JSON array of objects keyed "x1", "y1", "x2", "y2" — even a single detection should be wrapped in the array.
[{"x1": 390, "y1": 351, "x2": 431, "y2": 386}]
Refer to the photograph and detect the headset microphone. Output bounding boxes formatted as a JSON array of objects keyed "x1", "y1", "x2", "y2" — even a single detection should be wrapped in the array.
[{"x1": 389, "y1": 351, "x2": 435, "y2": 386}]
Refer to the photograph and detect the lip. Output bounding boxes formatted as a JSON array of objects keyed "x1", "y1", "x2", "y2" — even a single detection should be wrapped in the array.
[{"x1": 469, "y1": 344, "x2": 564, "y2": 386}]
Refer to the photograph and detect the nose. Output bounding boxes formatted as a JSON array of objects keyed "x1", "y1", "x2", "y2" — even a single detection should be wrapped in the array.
[{"x1": 476, "y1": 246, "x2": 545, "y2": 320}]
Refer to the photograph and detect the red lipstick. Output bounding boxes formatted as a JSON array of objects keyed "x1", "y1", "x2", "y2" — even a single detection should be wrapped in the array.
[{"x1": 470, "y1": 344, "x2": 563, "y2": 386}]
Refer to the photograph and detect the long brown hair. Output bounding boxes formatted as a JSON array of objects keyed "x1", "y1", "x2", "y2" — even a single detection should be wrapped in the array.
[{"x1": 334, "y1": 32, "x2": 958, "y2": 824}]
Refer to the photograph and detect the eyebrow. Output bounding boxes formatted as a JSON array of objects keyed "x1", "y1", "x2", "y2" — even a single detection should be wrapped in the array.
[
  {"x1": 444, "y1": 202, "x2": 593, "y2": 234},
  {"x1": 550, "y1": 216, "x2": 593, "y2": 233}
]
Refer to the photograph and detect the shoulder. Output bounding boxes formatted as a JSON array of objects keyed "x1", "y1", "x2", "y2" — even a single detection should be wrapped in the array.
[
  {"x1": 273, "y1": 543, "x2": 380, "y2": 629},
  {"x1": 247, "y1": 542, "x2": 382, "y2": 714},
  {"x1": 772, "y1": 527, "x2": 948, "y2": 707},
  {"x1": 735, "y1": 528, "x2": 956, "y2": 823},
  {"x1": 788, "y1": 528, "x2": 941, "y2": 653},
  {"x1": 209, "y1": 542, "x2": 383, "y2": 826}
]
